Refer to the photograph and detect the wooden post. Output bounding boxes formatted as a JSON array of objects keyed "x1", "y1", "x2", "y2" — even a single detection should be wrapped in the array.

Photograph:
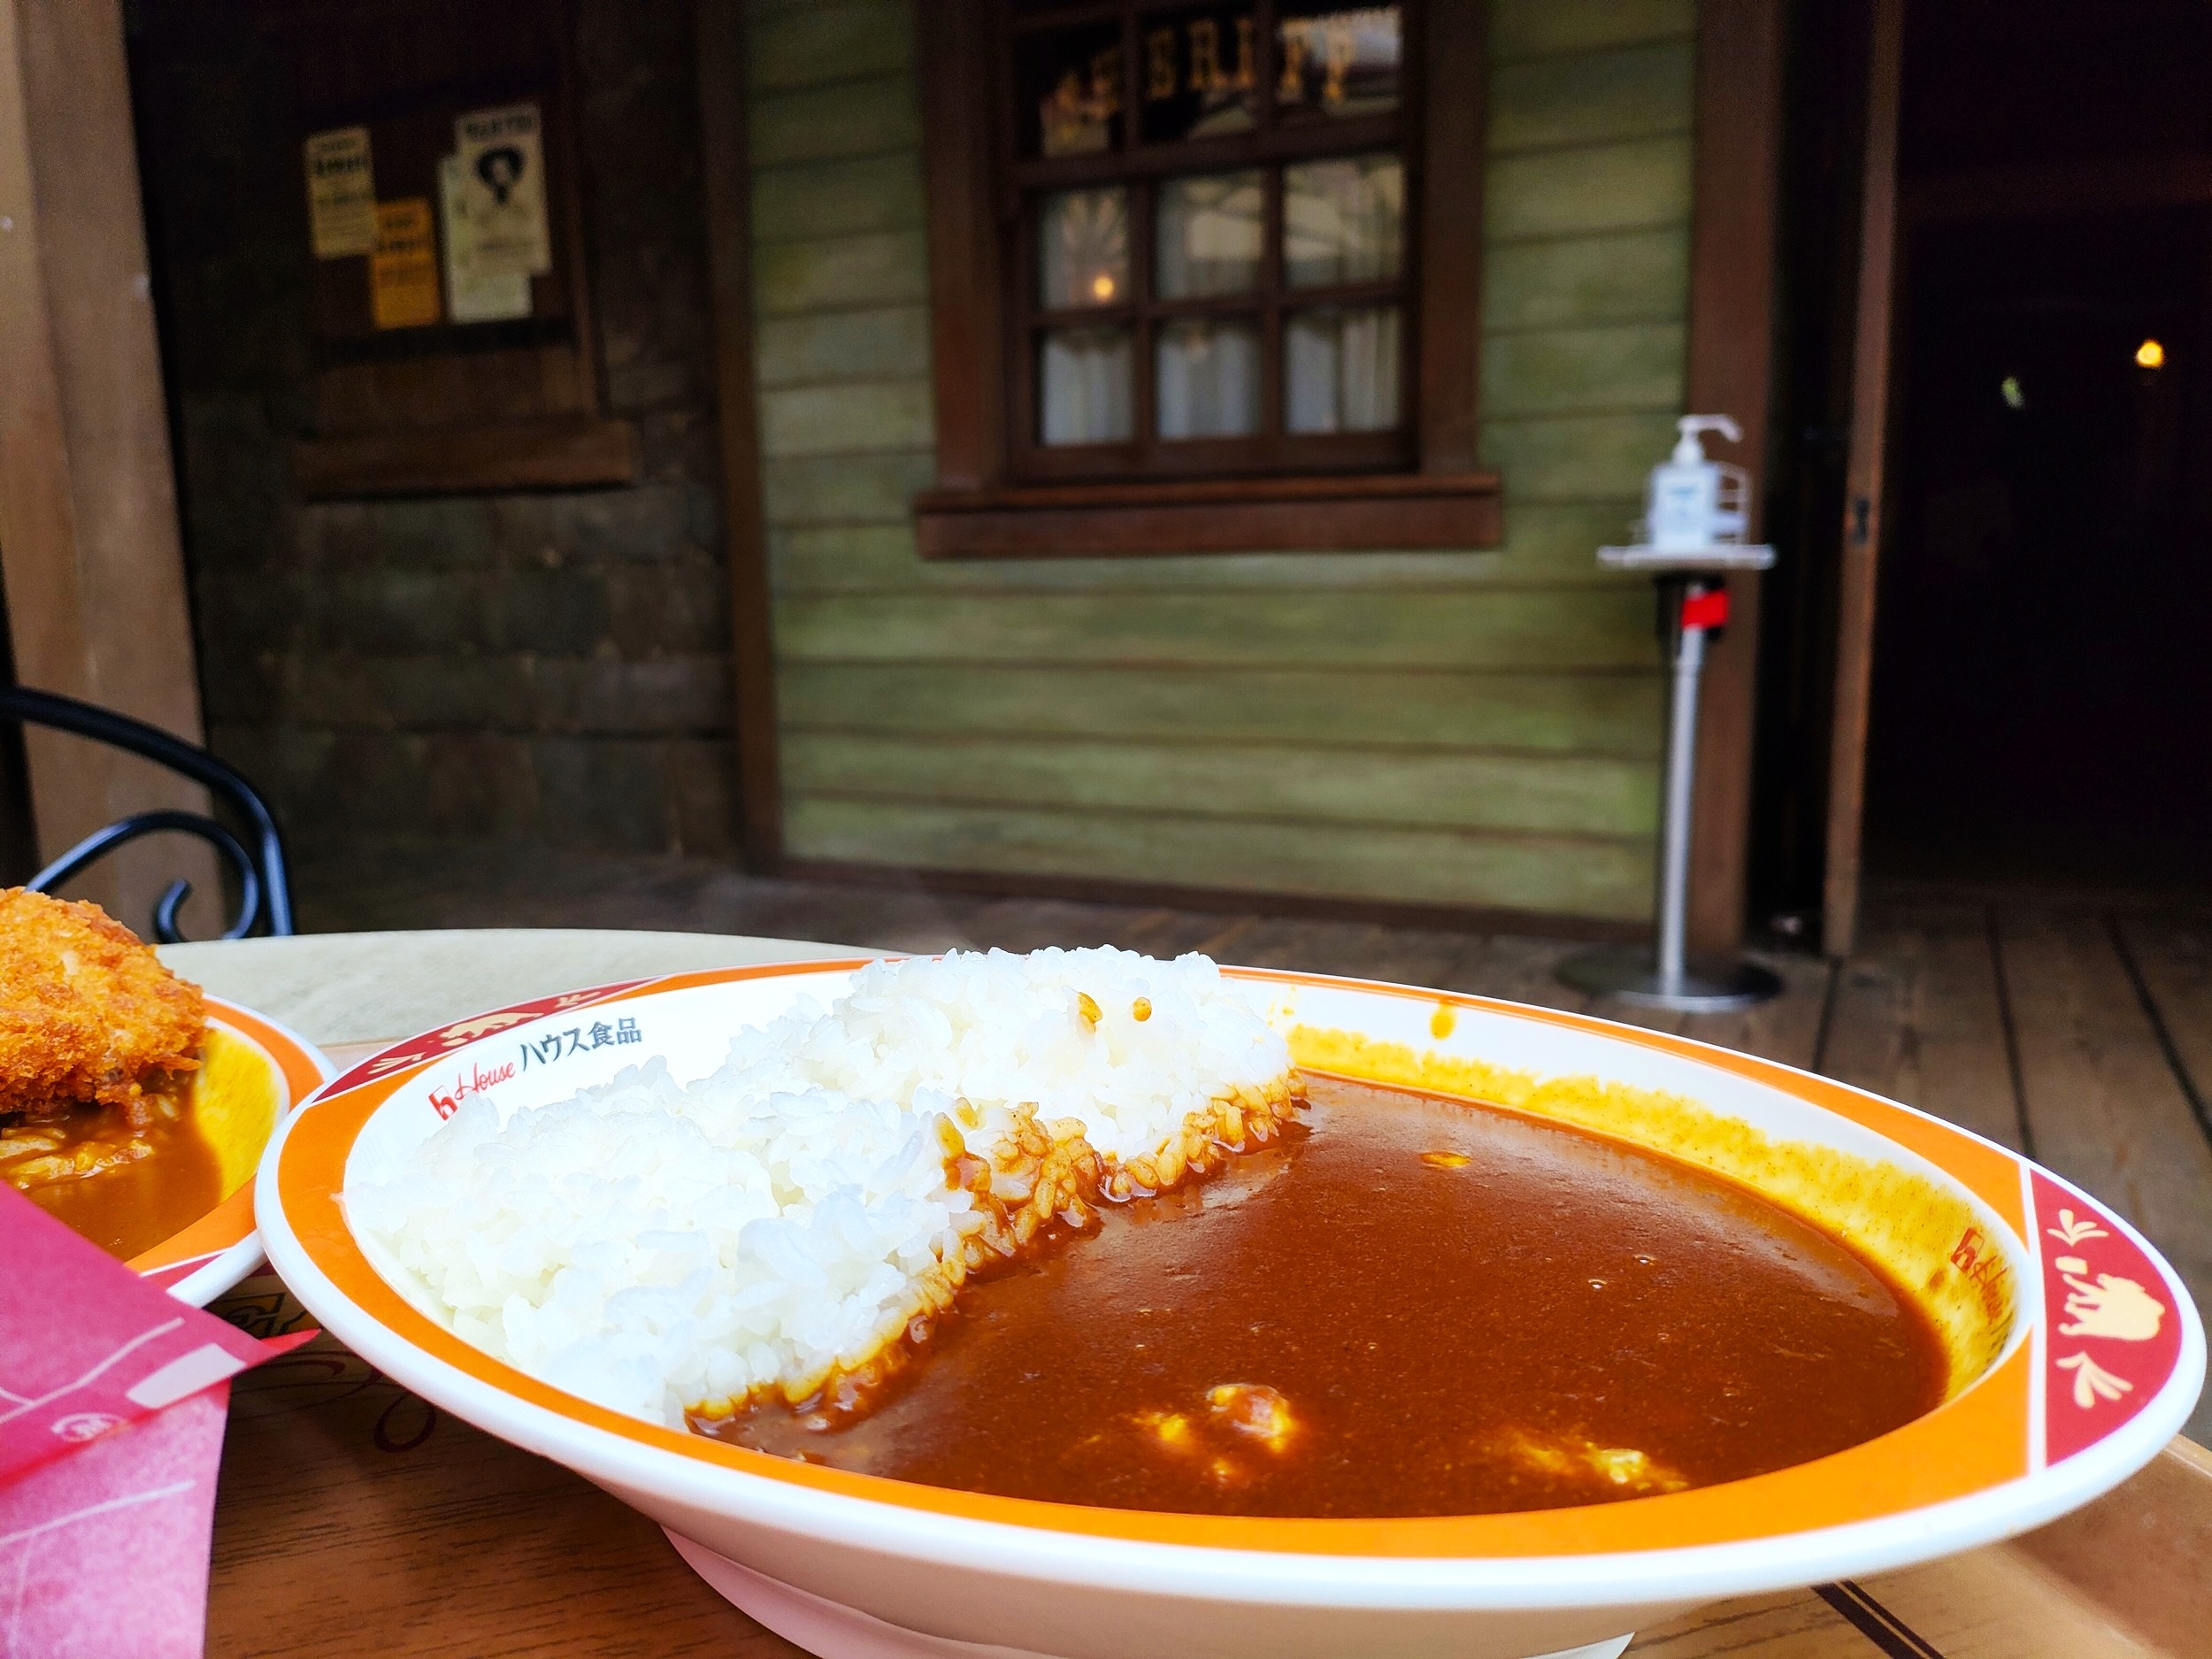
[
  {"x1": 1822, "y1": 0, "x2": 1905, "y2": 958},
  {"x1": 0, "y1": 0, "x2": 216, "y2": 931},
  {"x1": 1684, "y1": 0, "x2": 1786, "y2": 956},
  {"x1": 695, "y1": 0, "x2": 783, "y2": 868}
]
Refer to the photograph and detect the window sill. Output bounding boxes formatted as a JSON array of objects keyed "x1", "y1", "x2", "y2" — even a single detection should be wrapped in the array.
[
  {"x1": 913, "y1": 472, "x2": 1502, "y2": 559},
  {"x1": 293, "y1": 416, "x2": 640, "y2": 499}
]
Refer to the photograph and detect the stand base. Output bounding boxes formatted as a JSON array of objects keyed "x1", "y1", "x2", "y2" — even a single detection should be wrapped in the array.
[
  {"x1": 1556, "y1": 947, "x2": 1783, "y2": 1012},
  {"x1": 666, "y1": 1530, "x2": 1632, "y2": 1659}
]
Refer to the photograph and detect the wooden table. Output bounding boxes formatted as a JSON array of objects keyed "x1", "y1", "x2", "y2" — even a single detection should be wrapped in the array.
[{"x1": 164, "y1": 930, "x2": 2209, "y2": 1659}]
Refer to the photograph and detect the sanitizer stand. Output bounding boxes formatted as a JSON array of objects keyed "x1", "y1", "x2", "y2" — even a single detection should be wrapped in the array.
[{"x1": 1557, "y1": 545, "x2": 1783, "y2": 1012}]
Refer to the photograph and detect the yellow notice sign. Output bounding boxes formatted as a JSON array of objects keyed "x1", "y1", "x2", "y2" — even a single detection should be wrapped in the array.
[
  {"x1": 304, "y1": 126, "x2": 375, "y2": 258},
  {"x1": 369, "y1": 198, "x2": 442, "y2": 329}
]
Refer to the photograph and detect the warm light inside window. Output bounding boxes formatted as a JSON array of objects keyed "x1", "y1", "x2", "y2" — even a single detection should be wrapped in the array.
[
  {"x1": 2136, "y1": 337, "x2": 2166, "y2": 369},
  {"x1": 1091, "y1": 272, "x2": 1118, "y2": 302}
]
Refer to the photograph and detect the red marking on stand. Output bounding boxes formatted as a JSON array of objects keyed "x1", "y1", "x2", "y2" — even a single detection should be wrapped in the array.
[{"x1": 1680, "y1": 588, "x2": 1731, "y2": 630}]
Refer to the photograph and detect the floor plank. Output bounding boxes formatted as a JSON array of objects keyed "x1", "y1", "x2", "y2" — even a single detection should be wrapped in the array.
[
  {"x1": 1676, "y1": 950, "x2": 1835, "y2": 1070},
  {"x1": 1224, "y1": 917, "x2": 1465, "y2": 987},
  {"x1": 1820, "y1": 900, "x2": 2025, "y2": 1150},
  {"x1": 1997, "y1": 906, "x2": 2212, "y2": 1440},
  {"x1": 1437, "y1": 933, "x2": 1592, "y2": 1013},
  {"x1": 2112, "y1": 913, "x2": 2212, "y2": 1145}
]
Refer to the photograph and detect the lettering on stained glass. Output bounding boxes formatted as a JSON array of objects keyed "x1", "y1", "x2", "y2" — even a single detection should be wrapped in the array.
[{"x1": 1141, "y1": 7, "x2": 1260, "y2": 143}]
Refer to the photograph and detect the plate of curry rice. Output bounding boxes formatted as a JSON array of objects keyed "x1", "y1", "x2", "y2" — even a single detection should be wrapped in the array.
[
  {"x1": 258, "y1": 949, "x2": 2204, "y2": 1659},
  {"x1": 0, "y1": 888, "x2": 332, "y2": 1304}
]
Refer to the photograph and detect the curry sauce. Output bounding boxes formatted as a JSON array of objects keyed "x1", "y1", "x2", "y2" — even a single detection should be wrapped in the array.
[
  {"x1": 716, "y1": 1075, "x2": 1948, "y2": 1517},
  {"x1": 3, "y1": 1086, "x2": 221, "y2": 1259}
]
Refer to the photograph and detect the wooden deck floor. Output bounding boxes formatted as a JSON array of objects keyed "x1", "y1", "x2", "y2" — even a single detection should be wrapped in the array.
[{"x1": 296, "y1": 846, "x2": 2212, "y2": 1440}]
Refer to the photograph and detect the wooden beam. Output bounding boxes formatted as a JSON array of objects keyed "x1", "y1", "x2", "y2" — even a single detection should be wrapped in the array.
[
  {"x1": 695, "y1": 0, "x2": 783, "y2": 869},
  {"x1": 292, "y1": 417, "x2": 640, "y2": 499},
  {"x1": 1903, "y1": 153, "x2": 2212, "y2": 225},
  {"x1": 1822, "y1": 0, "x2": 1905, "y2": 958},
  {"x1": 917, "y1": 0, "x2": 1006, "y2": 493},
  {"x1": 0, "y1": 0, "x2": 216, "y2": 931},
  {"x1": 780, "y1": 858, "x2": 1648, "y2": 947},
  {"x1": 916, "y1": 472, "x2": 1502, "y2": 557},
  {"x1": 1415, "y1": 0, "x2": 1486, "y2": 477},
  {"x1": 1684, "y1": 0, "x2": 1786, "y2": 955}
]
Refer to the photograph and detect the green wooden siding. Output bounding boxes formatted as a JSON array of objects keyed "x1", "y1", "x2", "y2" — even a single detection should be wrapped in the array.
[{"x1": 741, "y1": 0, "x2": 1695, "y2": 922}]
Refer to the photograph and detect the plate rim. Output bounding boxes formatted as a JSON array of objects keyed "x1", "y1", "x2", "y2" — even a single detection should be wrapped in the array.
[{"x1": 130, "y1": 994, "x2": 334, "y2": 1306}]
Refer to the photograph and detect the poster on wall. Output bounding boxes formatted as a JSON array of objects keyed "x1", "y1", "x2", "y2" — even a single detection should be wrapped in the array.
[
  {"x1": 369, "y1": 198, "x2": 442, "y2": 329},
  {"x1": 303, "y1": 126, "x2": 376, "y2": 258},
  {"x1": 438, "y1": 154, "x2": 533, "y2": 323},
  {"x1": 451, "y1": 103, "x2": 552, "y2": 278}
]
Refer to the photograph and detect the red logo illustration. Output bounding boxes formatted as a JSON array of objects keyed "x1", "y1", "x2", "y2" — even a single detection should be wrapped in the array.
[
  {"x1": 2032, "y1": 1171, "x2": 2184, "y2": 1464},
  {"x1": 423, "y1": 1058, "x2": 516, "y2": 1121}
]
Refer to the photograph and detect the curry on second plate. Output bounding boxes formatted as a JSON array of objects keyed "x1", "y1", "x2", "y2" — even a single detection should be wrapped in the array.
[
  {"x1": 350, "y1": 947, "x2": 1985, "y2": 1521},
  {"x1": 0, "y1": 887, "x2": 275, "y2": 1259}
]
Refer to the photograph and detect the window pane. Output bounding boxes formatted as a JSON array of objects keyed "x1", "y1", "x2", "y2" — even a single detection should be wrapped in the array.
[
  {"x1": 1286, "y1": 304, "x2": 1401, "y2": 432},
  {"x1": 1016, "y1": 22, "x2": 1123, "y2": 157},
  {"x1": 1039, "y1": 188, "x2": 1130, "y2": 310},
  {"x1": 1040, "y1": 328, "x2": 1133, "y2": 444},
  {"x1": 1138, "y1": 6, "x2": 1262, "y2": 144},
  {"x1": 1276, "y1": 4, "x2": 1402, "y2": 119},
  {"x1": 1156, "y1": 171, "x2": 1263, "y2": 299},
  {"x1": 1156, "y1": 317, "x2": 1261, "y2": 438},
  {"x1": 1284, "y1": 155, "x2": 1403, "y2": 288}
]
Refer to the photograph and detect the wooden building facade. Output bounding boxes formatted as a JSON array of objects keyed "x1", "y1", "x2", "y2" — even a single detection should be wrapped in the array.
[
  {"x1": 739, "y1": 0, "x2": 1717, "y2": 930},
  {"x1": 3, "y1": 0, "x2": 1792, "y2": 943}
]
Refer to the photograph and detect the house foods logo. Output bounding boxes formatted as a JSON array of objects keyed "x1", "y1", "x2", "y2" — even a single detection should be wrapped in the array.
[
  {"x1": 425, "y1": 1058, "x2": 517, "y2": 1120},
  {"x1": 419, "y1": 1016, "x2": 644, "y2": 1118}
]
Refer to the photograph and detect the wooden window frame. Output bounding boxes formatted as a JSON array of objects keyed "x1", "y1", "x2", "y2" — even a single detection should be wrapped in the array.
[{"x1": 916, "y1": 0, "x2": 1497, "y2": 557}]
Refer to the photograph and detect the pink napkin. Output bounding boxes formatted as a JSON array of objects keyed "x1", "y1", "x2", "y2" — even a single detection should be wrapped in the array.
[{"x1": 0, "y1": 1187, "x2": 310, "y2": 1656}]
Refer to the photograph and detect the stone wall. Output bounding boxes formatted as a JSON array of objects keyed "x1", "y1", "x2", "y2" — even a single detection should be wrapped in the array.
[{"x1": 128, "y1": 1, "x2": 738, "y2": 860}]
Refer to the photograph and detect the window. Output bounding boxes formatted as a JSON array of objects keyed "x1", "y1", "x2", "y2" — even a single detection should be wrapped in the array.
[
  {"x1": 1013, "y1": 4, "x2": 1409, "y2": 475},
  {"x1": 918, "y1": 0, "x2": 1494, "y2": 556}
]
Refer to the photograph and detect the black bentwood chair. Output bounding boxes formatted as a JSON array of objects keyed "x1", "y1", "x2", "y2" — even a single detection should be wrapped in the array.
[{"x1": 0, "y1": 685, "x2": 294, "y2": 942}]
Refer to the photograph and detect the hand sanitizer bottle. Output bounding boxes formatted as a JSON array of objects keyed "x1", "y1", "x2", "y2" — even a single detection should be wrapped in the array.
[{"x1": 1646, "y1": 415, "x2": 1748, "y2": 552}]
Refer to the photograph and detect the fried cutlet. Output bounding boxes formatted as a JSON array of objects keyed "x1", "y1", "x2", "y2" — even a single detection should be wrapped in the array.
[{"x1": 0, "y1": 887, "x2": 205, "y2": 1124}]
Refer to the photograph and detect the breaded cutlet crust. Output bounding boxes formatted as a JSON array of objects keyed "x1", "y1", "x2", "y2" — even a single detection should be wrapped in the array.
[{"x1": 0, "y1": 887, "x2": 205, "y2": 1122}]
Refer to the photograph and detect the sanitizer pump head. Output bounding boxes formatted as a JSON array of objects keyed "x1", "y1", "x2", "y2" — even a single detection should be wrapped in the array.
[{"x1": 1671, "y1": 414, "x2": 1740, "y2": 465}]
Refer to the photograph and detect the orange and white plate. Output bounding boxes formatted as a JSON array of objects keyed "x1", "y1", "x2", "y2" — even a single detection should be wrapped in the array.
[
  {"x1": 255, "y1": 962, "x2": 2205, "y2": 1659},
  {"x1": 135, "y1": 996, "x2": 333, "y2": 1306}
]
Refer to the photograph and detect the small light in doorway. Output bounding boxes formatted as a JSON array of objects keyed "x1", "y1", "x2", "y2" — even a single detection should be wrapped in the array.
[
  {"x1": 2136, "y1": 337, "x2": 2167, "y2": 370},
  {"x1": 2000, "y1": 374, "x2": 2026, "y2": 410},
  {"x1": 1090, "y1": 271, "x2": 1118, "y2": 302}
]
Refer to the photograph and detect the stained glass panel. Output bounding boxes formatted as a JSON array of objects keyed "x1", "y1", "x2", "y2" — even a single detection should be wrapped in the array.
[
  {"x1": 1276, "y1": 4, "x2": 1402, "y2": 119},
  {"x1": 1284, "y1": 154, "x2": 1402, "y2": 288},
  {"x1": 1157, "y1": 317, "x2": 1262, "y2": 438},
  {"x1": 1039, "y1": 187, "x2": 1131, "y2": 310},
  {"x1": 1156, "y1": 171, "x2": 1264, "y2": 298},
  {"x1": 1041, "y1": 327, "x2": 1134, "y2": 444}
]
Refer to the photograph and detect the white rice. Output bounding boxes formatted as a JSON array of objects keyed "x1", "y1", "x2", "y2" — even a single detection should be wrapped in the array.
[{"x1": 347, "y1": 948, "x2": 1296, "y2": 1428}]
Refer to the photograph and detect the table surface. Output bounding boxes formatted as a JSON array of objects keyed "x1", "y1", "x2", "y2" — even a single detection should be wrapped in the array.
[{"x1": 167, "y1": 929, "x2": 2208, "y2": 1659}]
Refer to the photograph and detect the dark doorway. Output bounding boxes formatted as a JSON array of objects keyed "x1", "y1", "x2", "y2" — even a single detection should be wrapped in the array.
[
  {"x1": 1758, "y1": 1, "x2": 2212, "y2": 922},
  {"x1": 1863, "y1": 201, "x2": 2212, "y2": 887}
]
